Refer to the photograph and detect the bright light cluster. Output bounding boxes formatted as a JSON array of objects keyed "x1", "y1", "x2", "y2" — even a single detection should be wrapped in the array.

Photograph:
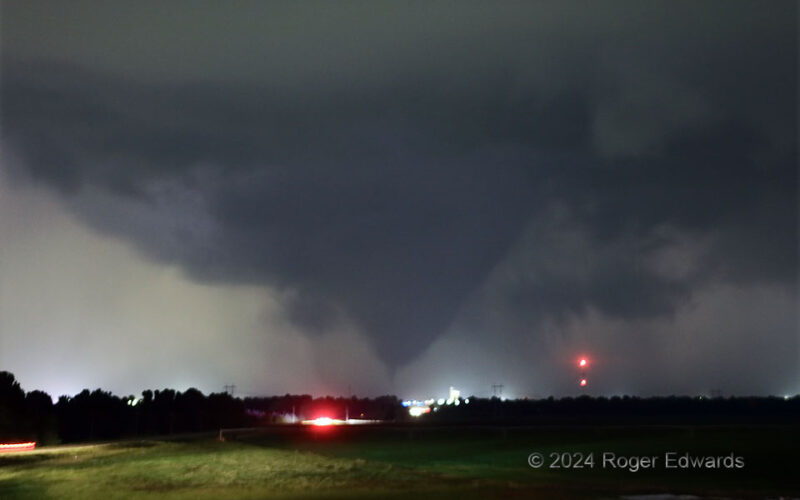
[
  {"x1": 301, "y1": 417, "x2": 343, "y2": 426},
  {"x1": 300, "y1": 417, "x2": 379, "y2": 426},
  {"x1": 409, "y1": 406, "x2": 431, "y2": 417},
  {"x1": 401, "y1": 399, "x2": 435, "y2": 408},
  {"x1": 403, "y1": 387, "x2": 465, "y2": 417},
  {"x1": 446, "y1": 386, "x2": 460, "y2": 405},
  {"x1": 403, "y1": 399, "x2": 434, "y2": 417}
]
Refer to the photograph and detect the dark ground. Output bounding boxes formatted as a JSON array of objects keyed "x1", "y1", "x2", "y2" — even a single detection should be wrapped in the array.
[{"x1": 1, "y1": 423, "x2": 797, "y2": 498}]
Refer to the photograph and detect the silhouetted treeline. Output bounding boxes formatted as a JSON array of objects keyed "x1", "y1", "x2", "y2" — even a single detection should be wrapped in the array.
[
  {"x1": 2, "y1": 371, "x2": 798, "y2": 445},
  {"x1": 0, "y1": 372, "x2": 59, "y2": 444},
  {"x1": 427, "y1": 395, "x2": 800, "y2": 425},
  {"x1": 54, "y1": 387, "x2": 248, "y2": 442},
  {"x1": 0, "y1": 372, "x2": 248, "y2": 444},
  {"x1": 243, "y1": 394, "x2": 401, "y2": 422},
  {"x1": 0, "y1": 371, "x2": 399, "y2": 444}
]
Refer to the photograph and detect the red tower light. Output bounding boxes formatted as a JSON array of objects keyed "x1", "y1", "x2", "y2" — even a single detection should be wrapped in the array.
[
  {"x1": 580, "y1": 378, "x2": 587, "y2": 387},
  {"x1": 579, "y1": 358, "x2": 587, "y2": 368}
]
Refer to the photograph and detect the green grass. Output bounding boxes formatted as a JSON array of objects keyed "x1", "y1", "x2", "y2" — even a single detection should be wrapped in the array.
[{"x1": 1, "y1": 425, "x2": 797, "y2": 499}]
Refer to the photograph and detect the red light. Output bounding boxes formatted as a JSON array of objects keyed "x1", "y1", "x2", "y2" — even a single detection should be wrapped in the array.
[
  {"x1": 0, "y1": 442, "x2": 36, "y2": 453},
  {"x1": 311, "y1": 417, "x2": 333, "y2": 426},
  {"x1": 579, "y1": 358, "x2": 587, "y2": 367},
  {"x1": 580, "y1": 379, "x2": 587, "y2": 387}
]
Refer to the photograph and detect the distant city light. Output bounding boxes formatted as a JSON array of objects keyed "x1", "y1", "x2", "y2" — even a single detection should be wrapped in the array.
[
  {"x1": 409, "y1": 406, "x2": 431, "y2": 417},
  {"x1": 404, "y1": 387, "x2": 467, "y2": 415},
  {"x1": 446, "y1": 386, "x2": 461, "y2": 405}
]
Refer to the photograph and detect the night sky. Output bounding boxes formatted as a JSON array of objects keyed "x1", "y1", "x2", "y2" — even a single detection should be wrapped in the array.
[{"x1": 0, "y1": 1, "x2": 797, "y2": 400}]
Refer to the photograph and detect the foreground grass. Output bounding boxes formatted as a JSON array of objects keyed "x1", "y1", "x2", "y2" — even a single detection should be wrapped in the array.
[
  {"x1": 0, "y1": 439, "x2": 516, "y2": 500},
  {"x1": 0, "y1": 425, "x2": 797, "y2": 499}
]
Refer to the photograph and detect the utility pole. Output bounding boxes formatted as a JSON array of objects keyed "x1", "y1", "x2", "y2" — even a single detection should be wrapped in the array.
[
  {"x1": 346, "y1": 384, "x2": 352, "y2": 422},
  {"x1": 224, "y1": 384, "x2": 236, "y2": 396},
  {"x1": 492, "y1": 384, "x2": 504, "y2": 398}
]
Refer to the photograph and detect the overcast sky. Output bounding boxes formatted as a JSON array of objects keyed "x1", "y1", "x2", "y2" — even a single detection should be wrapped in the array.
[{"x1": 0, "y1": 1, "x2": 797, "y2": 400}]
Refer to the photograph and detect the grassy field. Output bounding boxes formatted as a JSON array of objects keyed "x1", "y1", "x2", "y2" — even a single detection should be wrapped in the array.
[{"x1": 1, "y1": 424, "x2": 797, "y2": 499}]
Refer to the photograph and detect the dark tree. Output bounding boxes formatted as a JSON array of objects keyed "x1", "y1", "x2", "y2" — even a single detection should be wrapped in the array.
[
  {"x1": 0, "y1": 371, "x2": 27, "y2": 441},
  {"x1": 25, "y1": 390, "x2": 58, "y2": 444}
]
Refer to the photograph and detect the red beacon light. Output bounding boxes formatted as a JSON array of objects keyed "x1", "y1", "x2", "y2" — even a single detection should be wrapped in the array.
[
  {"x1": 579, "y1": 358, "x2": 588, "y2": 368},
  {"x1": 580, "y1": 378, "x2": 587, "y2": 387}
]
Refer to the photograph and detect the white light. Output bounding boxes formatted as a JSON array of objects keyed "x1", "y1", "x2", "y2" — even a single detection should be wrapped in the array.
[
  {"x1": 449, "y1": 386, "x2": 461, "y2": 401},
  {"x1": 464, "y1": 398, "x2": 470, "y2": 404},
  {"x1": 301, "y1": 417, "x2": 345, "y2": 426},
  {"x1": 437, "y1": 398, "x2": 445, "y2": 405},
  {"x1": 409, "y1": 407, "x2": 430, "y2": 417}
]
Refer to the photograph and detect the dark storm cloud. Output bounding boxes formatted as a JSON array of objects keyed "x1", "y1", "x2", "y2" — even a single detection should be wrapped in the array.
[{"x1": 1, "y1": 1, "x2": 796, "y2": 369}]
